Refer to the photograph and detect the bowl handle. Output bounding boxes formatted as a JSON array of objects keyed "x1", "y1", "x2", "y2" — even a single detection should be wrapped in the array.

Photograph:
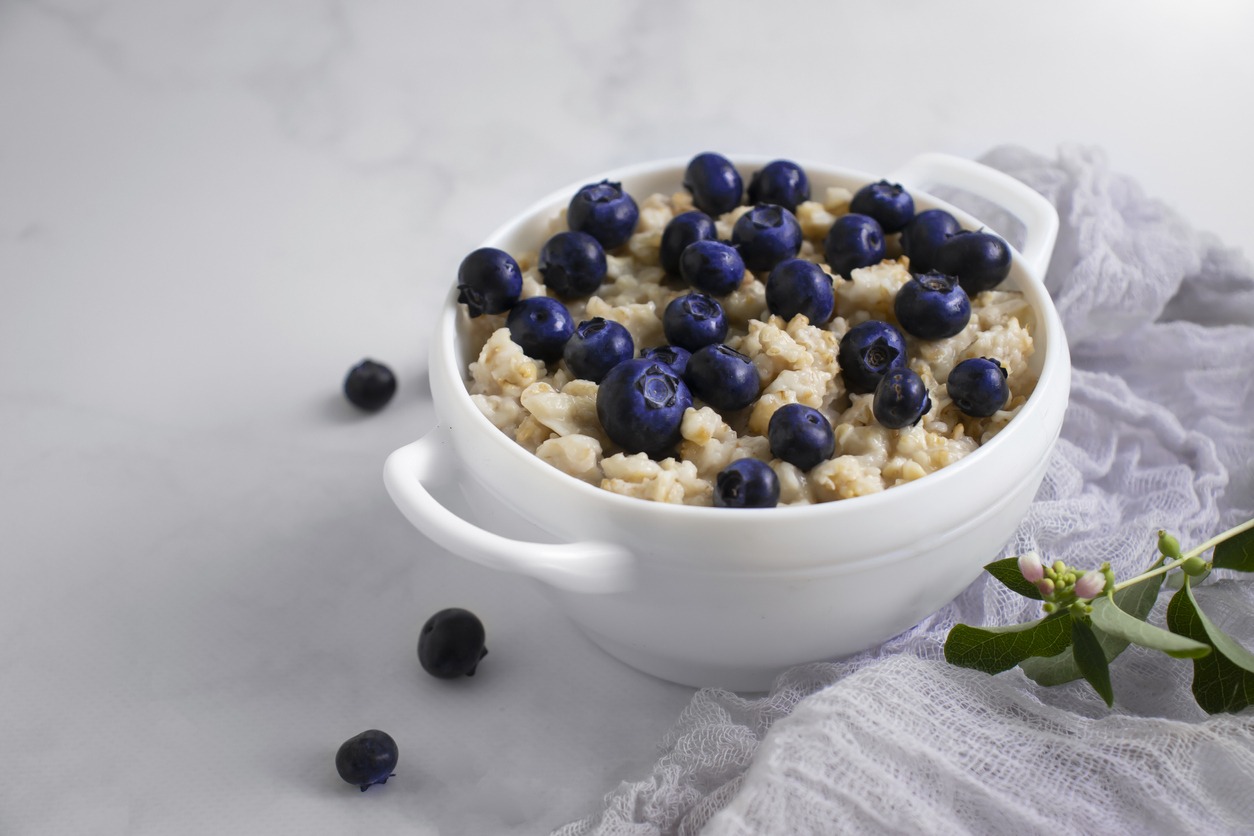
[
  {"x1": 888, "y1": 152, "x2": 1059, "y2": 277},
  {"x1": 383, "y1": 427, "x2": 634, "y2": 594}
]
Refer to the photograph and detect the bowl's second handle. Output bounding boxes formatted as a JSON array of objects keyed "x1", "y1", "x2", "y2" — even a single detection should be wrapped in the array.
[
  {"x1": 888, "y1": 152, "x2": 1059, "y2": 277},
  {"x1": 383, "y1": 426, "x2": 634, "y2": 594}
]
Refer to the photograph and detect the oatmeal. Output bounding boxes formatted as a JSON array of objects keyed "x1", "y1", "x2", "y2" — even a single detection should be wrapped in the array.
[{"x1": 458, "y1": 160, "x2": 1037, "y2": 507}]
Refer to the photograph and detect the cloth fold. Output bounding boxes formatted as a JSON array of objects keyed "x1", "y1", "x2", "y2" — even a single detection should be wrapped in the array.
[{"x1": 555, "y1": 145, "x2": 1254, "y2": 836}]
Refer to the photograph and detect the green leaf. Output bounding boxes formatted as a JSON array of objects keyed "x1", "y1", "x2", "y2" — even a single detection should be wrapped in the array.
[
  {"x1": 1020, "y1": 571, "x2": 1166, "y2": 686},
  {"x1": 1166, "y1": 579, "x2": 1254, "y2": 714},
  {"x1": 984, "y1": 557, "x2": 1043, "y2": 600},
  {"x1": 1090, "y1": 594, "x2": 1210, "y2": 659},
  {"x1": 1071, "y1": 618, "x2": 1114, "y2": 706},
  {"x1": 944, "y1": 611, "x2": 1072, "y2": 675},
  {"x1": 1213, "y1": 525, "x2": 1254, "y2": 572}
]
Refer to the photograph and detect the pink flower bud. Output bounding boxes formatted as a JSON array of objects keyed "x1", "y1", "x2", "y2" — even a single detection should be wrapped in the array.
[
  {"x1": 1018, "y1": 552, "x2": 1044, "y2": 584},
  {"x1": 1075, "y1": 571, "x2": 1105, "y2": 599}
]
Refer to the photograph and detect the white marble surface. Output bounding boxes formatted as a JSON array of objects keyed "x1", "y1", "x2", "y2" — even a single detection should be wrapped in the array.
[{"x1": 2, "y1": 1, "x2": 1252, "y2": 833}]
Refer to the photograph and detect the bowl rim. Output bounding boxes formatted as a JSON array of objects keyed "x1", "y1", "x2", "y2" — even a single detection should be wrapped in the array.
[{"x1": 433, "y1": 154, "x2": 1070, "y2": 522}]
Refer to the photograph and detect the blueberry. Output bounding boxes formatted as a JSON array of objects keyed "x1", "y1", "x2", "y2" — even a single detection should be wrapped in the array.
[
  {"x1": 596, "y1": 358, "x2": 693, "y2": 457},
  {"x1": 457, "y1": 247, "x2": 522, "y2": 317},
  {"x1": 873, "y1": 367, "x2": 932, "y2": 429},
  {"x1": 947, "y1": 357, "x2": 1009, "y2": 417},
  {"x1": 747, "y1": 160, "x2": 811, "y2": 212},
  {"x1": 714, "y1": 458, "x2": 780, "y2": 508},
  {"x1": 418, "y1": 608, "x2": 488, "y2": 678},
  {"x1": 679, "y1": 240, "x2": 745, "y2": 296},
  {"x1": 567, "y1": 180, "x2": 639, "y2": 250},
  {"x1": 662, "y1": 292, "x2": 728, "y2": 353},
  {"x1": 563, "y1": 317, "x2": 634, "y2": 383},
  {"x1": 765, "y1": 258, "x2": 835, "y2": 324},
  {"x1": 767, "y1": 403, "x2": 835, "y2": 472},
  {"x1": 932, "y1": 230, "x2": 1012, "y2": 294},
  {"x1": 685, "y1": 343, "x2": 760, "y2": 412},
  {"x1": 893, "y1": 270, "x2": 971, "y2": 340},
  {"x1": 335, "y1": 730, "x2": 398, "y2": 792},
  {"x1": 343, "y1": 359, "x2": 397, "y2": 411},
  {"x1": 506, "y1": 296, "x2": 575, "y2": 362},
  {"x1": 838, "y1": 320, "x2": 908, "y2": 395},
  {"x1": 683, "y1": 152, "x2": 743, "y2": 217},
  {"x1": 849, "y1": 180, "x2": 914, "y2": 233},
  {"x1": 731, "y1": 204, "x2": 803, "y2": 273},
  {"x1": 639, "y1": 344, "x2": 691, "y2": 377},
  {"x1": 824, "y1": 213, "x2": 886, "y2": 278},
  {"x1": 538, "y1": 231, "x2": 606, "y2": 298},
  {"x1": 660, "y1": 211, "x2": 718, "y2": 276},
  {"x1": 900, "y1": 208, "x2": 961, "y2": 273}
]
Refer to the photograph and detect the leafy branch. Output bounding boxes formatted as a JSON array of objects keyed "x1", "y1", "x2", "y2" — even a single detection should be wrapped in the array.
[{"x1": 944, "y1": 518, "x2": 1254, "y2": 711}]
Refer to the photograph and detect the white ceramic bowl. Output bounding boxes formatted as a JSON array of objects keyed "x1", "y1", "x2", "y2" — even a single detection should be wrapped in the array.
[{"x1": 385, "y1": 153, "x2": 1068, "y2": 691}]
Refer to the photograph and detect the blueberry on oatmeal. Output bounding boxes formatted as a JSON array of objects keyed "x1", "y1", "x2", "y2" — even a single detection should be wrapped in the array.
[
  {"x1": 685, "y1": 343, "x2": 760, "y2": 412},
  {"x1": 824, "y1": 213, "x2": 886, "y2": 278},
  {"x1": 683, "y1": 152, "x2": 743, "y2": 217},
  {"x1": 564, "y1": 317, "x2": 634, "y2": 383},
  {"x1": 768, "y1": 403, "x2": 836, "y2": 472},
  {"x1": 714, "y1": 458, "x2": 780, "y2": 508},
  {"x1": 567, "y1": 180, "x2": 639, "y2": 250},
  {"x1": 639, "y1": 344, "x2": 691, "y2": 377},
  {"x1": 933, "y1": 230, "x2": 1012, "y2": 294},
  {"x1": 947, "y1": 357, "x2": 1009, "y2": 417},
  {"x1": 457, "y1": 247, "x2": 522, "y2": 317},
  {"x1": 747, "y1": 160, "x2": 810, "y2": 213},
  {"x1": 596, "y1": 359, "x2": 693, "y2": 457},
  {"x1": 663, "y1": 292, "x2": 729, "y2": 353},
  {"x1": 873, "y1": 367, "x2": 932, "y2": 429},
  {"x1": 731, "y1": 204, "x2": 803, "y2": 273},
  {"x1": 506, "y1": 296, "x2": 575, "y2": 362},
  {"x1": 900, "y1": 208, "x2": 961, "y2": 273},
  {"x1": 894, "y1": 270, "x2": 971, "y2": 340},
  {"x1": 838, "y1": 320, "x2": 908, "y2": 395},
  {"x1": 679, "y1": 239, "x2": 745, "y2": 296},
  {"x1": 538, "y1": 231, "x2": 607, "y2": 299},
  {"x1": 765, "y1": 258, "x2": 835, "y2": 325},
  {"x1": 849, "y1": 180, "x2": 914, "y2": 233}
]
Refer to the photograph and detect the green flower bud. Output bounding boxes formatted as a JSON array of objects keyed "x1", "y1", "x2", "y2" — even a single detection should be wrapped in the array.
[
  {"x1": 1182, "y1": 556, "x2": 1208, "y2": 576},
  {"x1": 1159, "y1": 530, "x2": 1182, "y2": 559},
  {"x1": 1053, "y1": 560, "x2": 1067, "y2": 574}
]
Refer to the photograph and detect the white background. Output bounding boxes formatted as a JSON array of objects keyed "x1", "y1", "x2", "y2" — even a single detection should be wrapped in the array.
[{"x1": 2, "y1": 1, "x2": 1253, "y2": 833}]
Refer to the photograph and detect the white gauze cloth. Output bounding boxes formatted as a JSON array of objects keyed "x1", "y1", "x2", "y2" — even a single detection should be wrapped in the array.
[{"x1": 554, "y1": 145, "x2": 1254, "y2": 836}]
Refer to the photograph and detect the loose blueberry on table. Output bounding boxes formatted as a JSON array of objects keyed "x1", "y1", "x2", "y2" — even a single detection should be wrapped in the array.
[
  {"x1": 457, "y1": 247, "x2": 523, "y2": 317},
  {"x1": 343, "y1": 359, "x2": 397, "y2": 411},
  {"x1": 746, "y1": 159, "x2": 810, "y2": 213},
  {"x1": 849, "y1": 180, "x2": 915, "y2": 233},
  {"x1": 335, "y1": 729, "x2": 398, "y2": 791},
  {"x1": 538, "y1": 230, "x2": 607, "y2": 299},
  {"x1": 873, "y1": 367, "x2": 932, "y2": 429},
  {"x1": 505, "y1": 296, "x2": 575, "y2": 362},
  {"x1": 731, "y1": 204, "x2": 803, "y2": 273},
  {"x1": 714, "y1": 458, "x2": 781, "y2": 508},
  {"x1": 824, "y1": 213, "x2": 886, "y2": 278},
  {"x1": 947, "y1": 357, "x2": 1010, "y2": 417},
  {"x1": 837, "y1": 320, "x2": 909, "y2": 395},
  {"x1": 596, "y1": 358, "x2": 693, "y2": 457},
  {"x1": 899, "y1": 208, "x2": 961, "y2": 273},
  {"x1": 767, "y1": 403, "x2": 836, "y2": 472},
  {"x1": 662, "y1": 292, "x2": 729, "y2": 352},
  {"x1": 567, "y1": 180, "x2": 639, "y2": 250},
  {"x1": 638, "y1": 344, "x2": 691, "y2": 377},
  {"x1": 893, "y1": 270, "x2": 971, "y2": 340},
  {"x1": 563, "y1": 317, "x2": 635, "y2": 383},
  {"x1": 932, "y1": 229, "x2": 1012, "y2": 294},
  {"x1": 684, "y1": 343, "x2": 760, "y2": 412},
  {"x1": 683, "y1": 152, "x2": 743, "y2": 217},
  {"x1": 660, "y1": 210, "x2": 718, "y2": 276},
  {"x1": 765, "y1": 258, "x2": 836, "y2": 325},
  {"x1": 679, "y1": 239, "x2": 745, "y2": 296},
  {"x1": 418, "y1": 608, "x2": 489, "y2": 678}
]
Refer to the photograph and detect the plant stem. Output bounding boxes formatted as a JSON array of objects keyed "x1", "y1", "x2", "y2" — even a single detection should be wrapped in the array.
[{"x1": 1109, "y1": 517, "x2": 1254, "y2": 593}]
